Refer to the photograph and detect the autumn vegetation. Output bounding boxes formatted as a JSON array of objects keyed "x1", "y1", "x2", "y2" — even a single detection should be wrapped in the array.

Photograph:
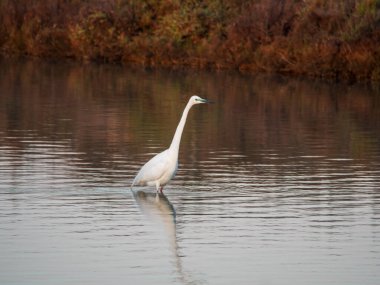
[{"x1": 1, "y1": 0, "x2": 380, "y2": 82}]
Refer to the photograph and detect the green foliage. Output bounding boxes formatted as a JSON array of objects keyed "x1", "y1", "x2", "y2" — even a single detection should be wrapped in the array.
[
  {"x1": 69, "y1": 11, "x2": 124, "y2": 61},
  {"x1": 341, "y1": 0, "x2": 380, "y2": 41}
]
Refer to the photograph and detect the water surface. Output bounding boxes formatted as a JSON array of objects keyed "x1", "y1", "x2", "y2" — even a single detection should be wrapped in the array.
[{"x1": 1, "y1": 59, "x2": 380, "y2": 285}]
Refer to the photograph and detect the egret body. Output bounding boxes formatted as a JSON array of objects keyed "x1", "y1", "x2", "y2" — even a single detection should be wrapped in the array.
[{"x1": 131, "y1": 95, "x2": 209, "y2": 193}]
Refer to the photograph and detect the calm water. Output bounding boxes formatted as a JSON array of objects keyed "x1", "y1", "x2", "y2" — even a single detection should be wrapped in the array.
[{"x1": 1, "y1": 59, "x2": 380, "y2": 285}]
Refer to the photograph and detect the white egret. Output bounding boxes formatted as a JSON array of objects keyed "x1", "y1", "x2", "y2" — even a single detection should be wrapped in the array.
[{"x1": 131, "y1": 95, "x2": 210, "y2": 193}]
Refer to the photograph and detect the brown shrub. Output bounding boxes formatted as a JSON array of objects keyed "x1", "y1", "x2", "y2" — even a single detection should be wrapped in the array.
[{"x1": 1, "y1": 0, "x2": 380, "y2": 82}]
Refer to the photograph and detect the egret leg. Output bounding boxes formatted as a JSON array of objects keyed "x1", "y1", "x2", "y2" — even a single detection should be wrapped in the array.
[
  {"x1": 155, "y1": 181, "x2": 161, "y2": 193},
  {"x1": 159, "y1": 186, "x2": 164, "y2": 194}
]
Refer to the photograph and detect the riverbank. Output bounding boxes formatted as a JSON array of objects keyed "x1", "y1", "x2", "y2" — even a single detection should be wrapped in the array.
[{"x1": 1, "y1": 0, "x2": 380, "y2": 82}]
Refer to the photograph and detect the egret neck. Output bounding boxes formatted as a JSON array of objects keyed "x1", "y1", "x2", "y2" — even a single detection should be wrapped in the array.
[
  {"x1": 131, "y1": 95, "x2": 208, "y2": 193},
  {"x1": 169, "y1": 100, "x2": 194, "y2": 156}
]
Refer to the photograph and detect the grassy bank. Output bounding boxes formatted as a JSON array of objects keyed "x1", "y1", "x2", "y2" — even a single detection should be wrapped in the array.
[{"x1": 1, "y1": 0, "x2": 380, "y2": 82}]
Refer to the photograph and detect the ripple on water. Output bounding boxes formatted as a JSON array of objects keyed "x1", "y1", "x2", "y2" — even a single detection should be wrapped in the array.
[{"x1": 1, "y1": 62, "x2": 380, "y2": 285}]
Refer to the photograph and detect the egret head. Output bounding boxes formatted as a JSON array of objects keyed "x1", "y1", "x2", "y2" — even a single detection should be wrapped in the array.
[{"x1": 190, "y1": 95, "x2": 210, "y2": 105}]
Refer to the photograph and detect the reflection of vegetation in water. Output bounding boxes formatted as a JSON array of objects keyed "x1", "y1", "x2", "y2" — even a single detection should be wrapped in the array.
[
  {"x1": 1, "y1": 0, "x2": 380, "y2": 81},
  {"x1": 0, "y1": 60, "x2": 379, "y2": 171}
]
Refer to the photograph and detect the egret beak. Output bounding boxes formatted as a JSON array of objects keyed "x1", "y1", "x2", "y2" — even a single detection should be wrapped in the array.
[{"x1": 199, "y1": 98, "x2": 213, "y2": 103}]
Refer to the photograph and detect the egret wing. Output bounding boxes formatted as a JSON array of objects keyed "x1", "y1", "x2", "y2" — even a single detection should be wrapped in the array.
[{"x1": 132, "y1": 150, "x2": 170, "y2": 186}]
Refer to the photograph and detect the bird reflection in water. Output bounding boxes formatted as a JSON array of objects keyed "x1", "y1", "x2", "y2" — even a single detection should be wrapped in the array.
[{"x1": 132, "y1": 190, "x2": 199, "y2": 285}]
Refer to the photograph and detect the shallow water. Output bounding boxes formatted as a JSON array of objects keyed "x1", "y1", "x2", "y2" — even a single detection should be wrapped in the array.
[{"x1": 1, "y1": 59, "x2": 380, "y2": 285}]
